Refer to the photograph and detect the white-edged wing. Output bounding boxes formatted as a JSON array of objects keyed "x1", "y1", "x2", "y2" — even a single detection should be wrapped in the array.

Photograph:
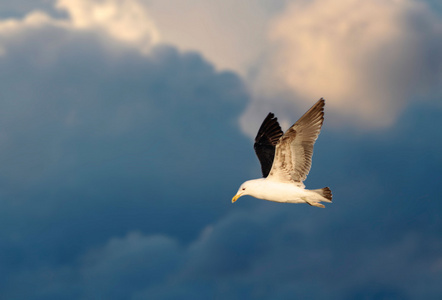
[{"x1": 267, "y1": 99, "x2": 325, "y2": 183}]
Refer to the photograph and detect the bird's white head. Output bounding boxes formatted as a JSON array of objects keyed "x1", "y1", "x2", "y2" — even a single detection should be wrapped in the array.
[{"x1": 231, "y1": 179, "x2": 263, "y2": 203}]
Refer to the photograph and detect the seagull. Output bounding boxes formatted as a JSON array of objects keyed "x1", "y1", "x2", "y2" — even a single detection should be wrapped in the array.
[{"x1": 232, "y1": 98, "x2": 332, "y2": 208}]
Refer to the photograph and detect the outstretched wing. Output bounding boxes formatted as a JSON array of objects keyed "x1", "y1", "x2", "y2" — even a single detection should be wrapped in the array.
[
  {"x1": 267, "y1": 99, "x2": 325, "y2": 183},
  {"x1": 253, "y1": 113, "x2": 283, "y2": 177}
]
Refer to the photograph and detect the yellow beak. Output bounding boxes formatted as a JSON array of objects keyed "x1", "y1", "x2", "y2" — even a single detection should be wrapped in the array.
[{"x1": 232, "y1": 193, "x2": 242, "y2": 203}]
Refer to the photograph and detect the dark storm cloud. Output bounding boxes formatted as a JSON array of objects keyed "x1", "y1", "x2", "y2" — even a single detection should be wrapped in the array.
[
  {"x1": 172, "y1": 101, "x2": 442, "y2": 299},
  {"x1": 0, "y1": 19, "x2": 254, "y2": 299},
  {"x1": 129, "y1": 101, "x2": 442, "y2": 299}
]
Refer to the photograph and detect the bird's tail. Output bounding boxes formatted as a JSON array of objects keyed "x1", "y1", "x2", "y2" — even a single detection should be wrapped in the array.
[
  {"x1": 302, "y1": 187, "x2": 333, "y2": 208},
  {"x1": 311, "y1": 187, "x2": 333, "y2": 203}
]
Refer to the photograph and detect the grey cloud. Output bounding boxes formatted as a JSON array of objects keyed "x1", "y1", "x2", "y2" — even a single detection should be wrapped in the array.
[
  {"x1": 79, "y1": 233, "x2": 182, "y2": 299},
  {"x1": 0, "y1": 17, "x2": 253, "y2": 298}
]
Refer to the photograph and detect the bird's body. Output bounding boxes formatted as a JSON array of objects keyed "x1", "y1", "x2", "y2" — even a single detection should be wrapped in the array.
[
  {"x1": 232, "y1": 99, "x2": 332, "y2": 208},
  {"x1": 236, "y1": 178, "x2": 332, "y2": 207}
]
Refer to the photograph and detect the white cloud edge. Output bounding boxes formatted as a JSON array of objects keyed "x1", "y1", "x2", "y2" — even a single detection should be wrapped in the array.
[{"x1": 0, "y1": 0, "x2": 160, "y2": 56}]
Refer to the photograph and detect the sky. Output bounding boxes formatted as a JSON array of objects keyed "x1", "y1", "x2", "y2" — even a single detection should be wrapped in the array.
[{"x1": 0, "y1": 0, "x2": 441, "y2": 299}]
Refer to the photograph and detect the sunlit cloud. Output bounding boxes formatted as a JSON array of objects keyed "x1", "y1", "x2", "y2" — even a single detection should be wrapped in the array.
[
  {"x1": 56, "y1": 0, "x2": 159, "y2": 52},
  {"x1": 4, "y1": 0, "x2": 439, "y2": 131},
  {"x1": 0, "y1": 0, "x2": 159, "y2": 55},
  {"x1": 142, "y1": 0, "x2": 285, "y2": 75},
  {"x1": 252, "y1": 0, "x2": 442, "y2": 129}
]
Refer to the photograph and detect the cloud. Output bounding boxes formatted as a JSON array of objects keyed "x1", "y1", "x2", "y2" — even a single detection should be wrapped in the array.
[
  {"x1": 0, "y1": 0, "x2": 159, "y2": 55},
  {"x1": 13, "y1": 168, "x2": 442, "y2": 299},
  {"x1": 1, "y1": 0, "x2": 283, "y2": 76},
  {"x1": 156, "y1": 102, "x2": 442, "y2": 299},
  {"x1": 143, "y1": 0, "x2": 286, "y2": 75},
  {"x1": 79, "y1": 233, "x2": 182, "y2": 299},
  {"x1": 0, "y1": 7, "x2": 253, "y2": 298},
  {"x1": 252, "y1": 0, "x2": 442, "y2": 129},
  {"x1": 0, "y1": 1, "x2": 442, "y2": 299},
  {"x1": 56, "y1": 0, "x2": 159, "y2": 51},
  {"x1": 0, "y1": 0, "x2": 51, "y2": 16}
]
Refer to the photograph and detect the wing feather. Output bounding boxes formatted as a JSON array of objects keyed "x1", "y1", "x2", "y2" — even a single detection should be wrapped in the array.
[
  {"x1": 254, "y1": 113, "x2": 283, "y2": 177},
  {"x1": 267, "y1": 98, "x2": 325, "y2": 183}
]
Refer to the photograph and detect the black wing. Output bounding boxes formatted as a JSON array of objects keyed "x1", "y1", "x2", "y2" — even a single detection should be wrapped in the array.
[{"x1": 253, "y1": 113, "x2": 283, "y2": 177}]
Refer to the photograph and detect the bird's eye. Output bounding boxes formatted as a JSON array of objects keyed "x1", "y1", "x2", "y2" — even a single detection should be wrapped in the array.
[{"x1": 242, "y1": 187, "x2": 246, "y2": 190}]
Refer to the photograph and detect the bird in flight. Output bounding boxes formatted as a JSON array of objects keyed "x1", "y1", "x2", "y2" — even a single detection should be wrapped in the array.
[{"x1": 232, "y1": 98, "x2": 332, "y2": 208}]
